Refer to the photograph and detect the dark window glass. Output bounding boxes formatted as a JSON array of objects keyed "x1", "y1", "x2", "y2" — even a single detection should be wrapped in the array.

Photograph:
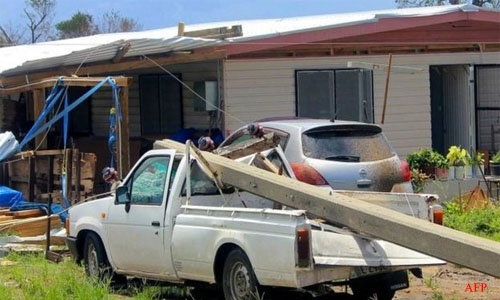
[{"x1": 301, "y1": 125, "x2": 394, "y2": 162}]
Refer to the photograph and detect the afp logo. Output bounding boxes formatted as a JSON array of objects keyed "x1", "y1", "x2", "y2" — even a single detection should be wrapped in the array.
[{"x1": 464, "y1": 282, "x2": 488, "y2": 293}]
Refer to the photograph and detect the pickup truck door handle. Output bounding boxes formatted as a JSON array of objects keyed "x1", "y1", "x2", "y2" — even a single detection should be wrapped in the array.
[{"x1": 151, "y1": 221, "x2": 160, "y2": 227}]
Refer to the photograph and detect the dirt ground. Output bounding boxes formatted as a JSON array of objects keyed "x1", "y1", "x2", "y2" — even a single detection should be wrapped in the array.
[{"x1": 393, "y1": 264, "x2": 500, "y2": 300}]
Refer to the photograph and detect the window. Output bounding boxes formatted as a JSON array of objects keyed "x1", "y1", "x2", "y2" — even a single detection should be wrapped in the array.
[
  {"x1": 296, "y1": 69, "x2": 373, "y2": 123},
  {"x1": 220, "y1": 127, "x2": 289, "y2": 149},
  {"x1": 129, "y1": 156, "x2": 170, "y2": 205},
  {"x1": 139, "y1": 74, "x2": 183, "y2": 135},
  {"x1": 53, "y1": 87, "x2": 91, "y2": 137}
]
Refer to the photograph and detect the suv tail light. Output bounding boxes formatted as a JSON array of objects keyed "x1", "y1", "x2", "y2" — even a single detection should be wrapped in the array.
[
  {"x1": 401, "y1": 160, "x2": 411, "y2": 182},
  {"x1": 290, "y1": 163, "x2": 328, "y2": 185}
]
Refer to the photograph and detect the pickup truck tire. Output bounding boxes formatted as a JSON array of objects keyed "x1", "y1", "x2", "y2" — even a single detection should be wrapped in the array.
[
  {"x1": 222, "y1": 249, "x2": 260, "y2": 300},
  {"x1": 83, "y1": 232, "x2": 112, "y2": 281}
]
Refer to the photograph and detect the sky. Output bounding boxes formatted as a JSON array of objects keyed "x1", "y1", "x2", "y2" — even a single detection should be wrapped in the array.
[{"x1": 0, "y1": 0, "x2": 399, "y2": 31}]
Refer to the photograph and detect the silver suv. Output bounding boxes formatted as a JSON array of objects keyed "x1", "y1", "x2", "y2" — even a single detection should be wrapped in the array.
[{"x1": 219, "y1": 118, "x2": 413, "y2": 192}]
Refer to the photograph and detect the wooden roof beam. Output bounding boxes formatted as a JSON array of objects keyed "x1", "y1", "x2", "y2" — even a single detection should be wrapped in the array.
[
  {"x1": 0, "y1": 76, "x2": 130, "y2": 96},
  {"x1": 0, "y1": 50, "x2": 226, "y2": 91}
]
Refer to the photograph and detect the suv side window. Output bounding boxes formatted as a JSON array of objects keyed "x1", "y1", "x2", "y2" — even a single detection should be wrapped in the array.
[
  {"x1": 223, "y1": 127, "x2": 290, "y2": 150},
  {"x1": 129, "y1": 156, "x2": 170, "y2": 205}
]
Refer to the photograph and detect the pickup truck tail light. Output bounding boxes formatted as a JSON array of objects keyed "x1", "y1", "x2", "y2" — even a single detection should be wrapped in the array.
[
  {"x1": 290, "y1": 163, "x2": 328, "y2": 185},
  {"x1": 429, "y1": 204, "x2": 443, "y2": 225},
  {"x1": 296, "y1": 228, "x2": 311, "y2": 268},
  {"x1": 401, "y1": 160, "x2": 411, "y2": 182}
]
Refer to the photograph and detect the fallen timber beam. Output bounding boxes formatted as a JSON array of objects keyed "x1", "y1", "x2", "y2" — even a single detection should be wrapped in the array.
[{"x1": 155, "y1": 139, "x2": 500, "y2": 278}]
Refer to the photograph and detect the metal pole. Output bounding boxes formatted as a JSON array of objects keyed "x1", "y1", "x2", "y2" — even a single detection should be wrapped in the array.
[{"x1": 381, "y1": 53, "x2": 393, "y2": 124}]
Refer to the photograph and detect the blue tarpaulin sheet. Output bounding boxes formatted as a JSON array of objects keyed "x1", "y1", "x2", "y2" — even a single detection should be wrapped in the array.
[
  {"x1": 0, "y1": 185, "x2": 67, "y2": 223},
  {"x1": 0, "y1": 185, "x2": 24, "y2": 207}
]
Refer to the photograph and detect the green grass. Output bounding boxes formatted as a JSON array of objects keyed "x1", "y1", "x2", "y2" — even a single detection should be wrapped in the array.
[
  {"x1": 444, "y1": 202, "x2": 500, "y2": 241},
  {"x1": 0, "y1": 252, "x2": 178, "y2": 300}
]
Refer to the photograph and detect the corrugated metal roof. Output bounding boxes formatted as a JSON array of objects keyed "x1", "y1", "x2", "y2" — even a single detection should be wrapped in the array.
[{"x1": 0, "y1": 4, "x2": 488, "y2": 76}]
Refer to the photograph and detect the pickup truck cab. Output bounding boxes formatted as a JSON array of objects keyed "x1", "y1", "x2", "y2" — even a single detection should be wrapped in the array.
[{"x1": 66, "y1": 143, "x2": 444, "y2": 300}]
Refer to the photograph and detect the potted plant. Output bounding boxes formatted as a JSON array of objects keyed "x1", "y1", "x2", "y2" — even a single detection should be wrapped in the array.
[
  {"x1": 406, "y1": 148, "x2": 448, "y2": 180},
  {"x1": 406, "y1": 148, "x2": 435, "y2": 177},
  {"x1": 490, "y1": 151, "x2": 500, "y2": 176},
  {"x1": 472, "y1": 151, "x2": 485, "y2": 177},
  {"x1": 446, "y1": 146, "x2": 467, "y2": 180},
  {"x1": 463, "y1": 151, "x2": 474, "y2": 179},
  {"x1": 432, "y1": 152, "x2": 449, "y2": 180}
]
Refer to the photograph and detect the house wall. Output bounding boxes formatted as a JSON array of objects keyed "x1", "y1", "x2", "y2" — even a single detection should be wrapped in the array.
[
  {"x1": 223, "y1": 52, "x2": 500, "y2": 157},
  {"x1": 90, "y1": 60, "x2": 222, "y2": 139}
]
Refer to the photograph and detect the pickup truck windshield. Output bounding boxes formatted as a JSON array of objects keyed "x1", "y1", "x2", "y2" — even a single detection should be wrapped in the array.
[{"x1": 130, "y1": 156, "x2": 170, "y2": 204}]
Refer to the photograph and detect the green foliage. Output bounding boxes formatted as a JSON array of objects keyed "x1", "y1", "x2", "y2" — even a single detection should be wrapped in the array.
[
  {"x1": 444, "y1": 202, "x2": 500, "y2": 241},
  {"x1": 446, "y1": 146, "x2": 468, "y2": 166},
  {"x1": 410, "y1": 169, "x2": 429, "y2": 193},
  {"x1": 407, "y1": 148, "x2": 448, "y2": 172},
  {"x1": 55, "y1": 12, "x2": 98, "y2": 39},
  {"x1": 491, "y1": 151, "x2": 500, "y2": 163},
  {"x1": 0, "y1": 252, "x2": 189, "y2": 300}
]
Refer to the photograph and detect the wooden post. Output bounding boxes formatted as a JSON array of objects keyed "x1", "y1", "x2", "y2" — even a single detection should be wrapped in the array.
[
  {"x1": 74, "y1": 149, "x2": 81, "y2": 203},
  {"x1": 32, "y1": 89, "x2": 47, "y2": 149},
  {"x1": 64, "y1": 148, "x2": 73, "y2": 207},
  {"x1": 118, "y1": 81, "x2": 131, "y2": 176},
  {"x1": 381, "y1": 53, "x2": 393, "y2": 124},
  {"x1": 47, "y1": 155, "x2": 53, "y2": 193},
  {"x1": 28, "y1": 156, "x2": 35, "y2": 202}
]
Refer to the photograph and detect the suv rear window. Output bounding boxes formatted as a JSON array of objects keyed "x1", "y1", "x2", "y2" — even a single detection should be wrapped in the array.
[{"x1": 301, "y1": 125, "x2": 395, "y2": 162}]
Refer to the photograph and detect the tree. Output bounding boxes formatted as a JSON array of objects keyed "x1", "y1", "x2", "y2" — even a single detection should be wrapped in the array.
[
  {"x1": 55, "y1": 12, "x2": 98, "y2": 39},
  {"x1": 0, "y1": 23, "x2": 25, "y2": 47},
  {"x1": 100, "y1": 10, "x2": 141, "y2": 33},
  {"x1": 24, "y1": 0, "x2": 56, "y2": 43},
  {"x1": 395, "y1": 0, "x2": 500, "y2": 8}
]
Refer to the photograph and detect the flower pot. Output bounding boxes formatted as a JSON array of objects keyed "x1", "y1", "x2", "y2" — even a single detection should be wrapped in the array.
[
  {"x1": 490, "y1": 162, "x2": 500, "y2": 176},
  {"x1": 448, "y1": 166, "x2": 456, "y2": 180},
  {"x1": 474, "y1": 164, "x2": 485, "y2": 177},
  {"x1": 454, "y1": 165, "x2": 465, "y2": 180},
  {"x1": 464, "y1": 165, "x2": 473, "y2": 179},
  {"x1": 435, "y1": 167, "x2": 449, "y2": 181}
]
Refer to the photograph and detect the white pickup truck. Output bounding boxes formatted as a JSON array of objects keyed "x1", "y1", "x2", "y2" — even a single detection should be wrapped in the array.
[{"x1": 66, "y1": 143, "x2": 444, "y2": 300}]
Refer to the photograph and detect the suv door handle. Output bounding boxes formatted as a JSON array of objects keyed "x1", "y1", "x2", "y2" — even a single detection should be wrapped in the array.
[{"x1": 151, "y1": 221, "x2": 160, "y2": 227}]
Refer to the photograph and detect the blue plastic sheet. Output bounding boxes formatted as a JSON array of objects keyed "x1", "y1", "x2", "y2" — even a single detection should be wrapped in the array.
[
  {"x1": 0, "y1": 185, "x2": 66, "y2": 223},
  {"x1": 0, "y1": 185, "x2": 24, "y2": 207}
]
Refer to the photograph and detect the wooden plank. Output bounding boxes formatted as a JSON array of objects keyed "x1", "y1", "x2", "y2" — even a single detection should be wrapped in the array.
[
  {"x1": 213, "y1": 133, "x2": 280, "y2": 159},
  {"x1": 0, "y1": 215, "x2": 62, "y2": 237},
  {"x1": 0, "y1": 209, "x2": 10, "y2": 215},
  {"x1": 32, "y1": 89, "x2": 46, "y2": 149},
  {"x1": 119, "y1": 82, "x2": 131, "y2": 176},
  {"x1": 0, "y1": 216, "x2": 14, "y2": 222},
  {"x1": 155, "y1": 139, "x2": 500, "y2": 278},
  {"x1": 7, "y1": 209, "x2": 43, "y2": 218},
  {"x1": 0, "y1": 76, "x2": 130, "y2": 96}
]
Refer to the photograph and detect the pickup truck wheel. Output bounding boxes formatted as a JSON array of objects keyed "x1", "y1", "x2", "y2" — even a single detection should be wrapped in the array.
[
  {"x1": 222, "y1": 249, "x2": 259, "y2": 300},
  {"x1": 83, "y1": 232, "x2": 112, "y2": 282}
]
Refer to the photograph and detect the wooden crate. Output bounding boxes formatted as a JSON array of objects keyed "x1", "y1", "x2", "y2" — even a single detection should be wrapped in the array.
[{"x1": 7, "y1": 149, "x2": 96, "y2": 204}]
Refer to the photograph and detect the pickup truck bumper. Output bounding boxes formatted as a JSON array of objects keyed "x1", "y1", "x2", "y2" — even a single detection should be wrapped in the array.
[{"x1": 66, "y1": 236, "x2": 80, "y2": 261}]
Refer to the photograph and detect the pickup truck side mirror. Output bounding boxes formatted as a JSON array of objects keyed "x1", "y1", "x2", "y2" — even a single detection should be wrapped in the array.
[{"x1": 115, "y1": 186, "x2": 131, "y2": 213}]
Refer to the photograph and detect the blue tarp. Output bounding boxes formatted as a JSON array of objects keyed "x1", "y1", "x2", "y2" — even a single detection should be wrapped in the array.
[
  {"x1": 0, "y1": 185, "x2": 67, "y2": 223},
  {"x1": 0, "y1": 185, "x2": 24, "y2": 207}
]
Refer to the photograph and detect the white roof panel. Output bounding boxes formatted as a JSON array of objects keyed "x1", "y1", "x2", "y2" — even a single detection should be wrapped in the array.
[{"x1": 0, "y1": 4, "x2": 486, "y2": 76}]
